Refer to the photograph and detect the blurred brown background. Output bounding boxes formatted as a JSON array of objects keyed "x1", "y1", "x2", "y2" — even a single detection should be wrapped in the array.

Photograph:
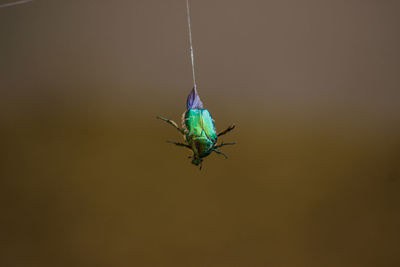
[{"x1": 1, "y1": 0, "x2": 399, "y2": 266}]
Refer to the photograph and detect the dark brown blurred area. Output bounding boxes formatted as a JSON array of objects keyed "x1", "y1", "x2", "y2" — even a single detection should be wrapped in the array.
[{"x1": 1, "y1": 0, "x2": 399, "y2": 266}]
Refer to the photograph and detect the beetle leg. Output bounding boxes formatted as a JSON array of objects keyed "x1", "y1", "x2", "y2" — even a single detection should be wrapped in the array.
[
  {"x1": 156, "y1": 116, "x2": 185, "y2": 135},
  {"x1": 167, "y1": 140, "x2": 191, "y2": 149},
  {"x1": 213, "y1": 148, "x2": 228, "y2": 159},
  {"x1": 215, "y1": 142, "x2": 236, "y2": 149},
  {"x1": 217, "y1": 124, "x2": 235, "y2": 137}
]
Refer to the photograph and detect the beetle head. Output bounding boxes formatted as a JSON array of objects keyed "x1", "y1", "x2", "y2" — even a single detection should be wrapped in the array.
[
  {"x1": 188, "y1": 155, "x2": 203, "y2": 170},
  {"x1": 191, "y1": 157, "x2": 202, "y2": 166}
]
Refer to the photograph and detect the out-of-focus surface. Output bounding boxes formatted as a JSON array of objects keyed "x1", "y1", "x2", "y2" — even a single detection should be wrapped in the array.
[{"x1": 1, "y1": 0, "x2": 399, "y2": 266}]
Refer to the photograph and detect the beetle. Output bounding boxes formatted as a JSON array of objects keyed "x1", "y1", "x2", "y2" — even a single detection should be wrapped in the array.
[{"x1": 157, "y1": 86, "x2": 235, "y2": 170}]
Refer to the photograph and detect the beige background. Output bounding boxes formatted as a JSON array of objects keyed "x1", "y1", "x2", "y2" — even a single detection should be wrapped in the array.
[{"x1": 1, "y1": 0, "x2": 399, "y2": 266}]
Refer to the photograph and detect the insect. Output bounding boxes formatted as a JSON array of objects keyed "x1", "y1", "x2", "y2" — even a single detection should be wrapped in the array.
[
  {"x1": 157, "y1": 1, "x2": 235, "y2": 170},
  {"x1": 157, "y1": 87, "x2": 235, "y2": 170}
]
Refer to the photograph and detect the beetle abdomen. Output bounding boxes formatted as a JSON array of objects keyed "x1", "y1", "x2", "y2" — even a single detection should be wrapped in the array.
[{"x1": 183, "y1": 108, "x2": 217, "y2": 157}]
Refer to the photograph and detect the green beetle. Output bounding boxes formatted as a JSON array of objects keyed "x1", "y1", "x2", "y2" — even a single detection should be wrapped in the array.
[{"x1": 157, "y1": 86, "x2": 235, "y2": 170}]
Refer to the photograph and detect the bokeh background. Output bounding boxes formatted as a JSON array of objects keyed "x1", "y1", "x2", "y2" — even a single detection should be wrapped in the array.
[{"x1": 1, "y1": 0, "x2": 399, "y2": 266}]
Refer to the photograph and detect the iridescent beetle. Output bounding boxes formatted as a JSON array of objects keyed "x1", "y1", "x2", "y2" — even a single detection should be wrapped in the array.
[{"x1": 157, "y1": 86, "x2": 235, "y2": 170}]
